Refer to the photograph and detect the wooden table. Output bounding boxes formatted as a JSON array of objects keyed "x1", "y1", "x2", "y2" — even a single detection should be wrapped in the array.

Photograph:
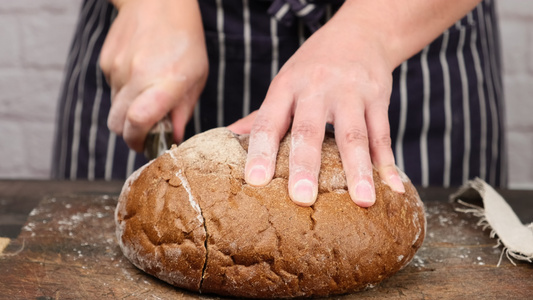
[{"x1": 0, "y1": 180, "x2": 532, "y2": 299}]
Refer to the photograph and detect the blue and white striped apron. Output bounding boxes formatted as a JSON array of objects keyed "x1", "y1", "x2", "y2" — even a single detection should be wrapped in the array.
[{"x1": 52, "y1": 0, "x2": 506, "y2": 188}]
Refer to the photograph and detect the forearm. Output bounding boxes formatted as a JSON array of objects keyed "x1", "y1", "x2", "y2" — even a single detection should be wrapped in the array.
[{"x1": 332, "y1": 0, "x2": 482, "y2": 69}]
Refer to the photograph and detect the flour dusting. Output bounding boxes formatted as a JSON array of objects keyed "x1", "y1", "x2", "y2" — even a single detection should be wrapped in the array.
[{"x1": 176, "y1": 169, "x2": 204, "y2": 224}]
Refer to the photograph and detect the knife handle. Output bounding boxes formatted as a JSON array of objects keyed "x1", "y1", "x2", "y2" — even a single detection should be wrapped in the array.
[{"x1": 143, "y1": 114, "x2": 174, "y2": 160}]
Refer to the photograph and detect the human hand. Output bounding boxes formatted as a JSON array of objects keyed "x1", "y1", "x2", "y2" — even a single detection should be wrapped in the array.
[
  {"x1": 227, "y1": 110, "x2": 258, "y2": 135},
  {"x1": 243, "y1": 4, "x2": 406, "y2": 208},
  {"x1": 100, "y1": 0, "x2": 208, "y2": 152}
]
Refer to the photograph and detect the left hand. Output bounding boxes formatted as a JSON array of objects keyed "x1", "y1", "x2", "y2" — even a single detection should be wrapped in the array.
[
  {"x1": 230, "y1": 0, "x2": 482, "y2": 208},
  {"x1": 229, "y1": 7, "x2": 405, "y2": 208}
]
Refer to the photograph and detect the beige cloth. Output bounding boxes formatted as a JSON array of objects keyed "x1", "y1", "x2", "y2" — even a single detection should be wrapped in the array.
[
  {"x1": 451, "y1": 178, "x2": 533, "y2": 266},
  {"x1": 0, "y1": 237, "x2": 9, "y2": 254}
]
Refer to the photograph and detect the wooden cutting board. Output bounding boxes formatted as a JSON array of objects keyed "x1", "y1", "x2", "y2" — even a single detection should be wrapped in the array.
[{"x1": 0, "y1": 192, "x2": 532, "y2": 299}]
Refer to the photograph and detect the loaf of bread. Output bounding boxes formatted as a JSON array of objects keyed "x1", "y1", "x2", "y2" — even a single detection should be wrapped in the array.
[{"x1": 115, "y1": 127, "x2": 425, "y2": 298}]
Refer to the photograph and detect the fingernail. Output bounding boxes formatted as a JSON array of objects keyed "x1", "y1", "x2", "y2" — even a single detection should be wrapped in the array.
[
  {"x1": 354, "y1": 181, "x2": 375, "y2": 207},
  {"x1": 389, "y1": 173, "x2": 405, "y2": 193},
  {"x1": 247, "y1": 165, "x2": 267, "y2": 186},
  {"x1": 291, "y1": 179, "x2": 316, "y2": 206}
]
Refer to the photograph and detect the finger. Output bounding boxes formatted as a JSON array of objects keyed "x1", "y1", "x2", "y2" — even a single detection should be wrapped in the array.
[
  {"x1": 288, "y1": 96, "x2": 327, "y2": 206},
  {"x1": 245, "y1": 85, "x2": 293, "y2": 187},
  {"x1": 102, "y1": 43, "x2": 132, "y2": 135},
  {"x1": 107, "y1": 83, "x2": 138, "y2": 135},
  {"x1": 227, "y1": 110, "x2": 258, "y2": 134},
  {"x1": 100, "y1": 31, "x2": 130, "y2": 89},
  {"x1": 99, "y1": 4, "x2": 138, "y2": 81},
  {"x1": 366, "y1": 102, "x2": 405, "y2": 193},
  {"x1": 103, "y1": 52, "x2": 133, "y2": 135},
  {"x1": 99, "y1": 28, "x2": 117, "y2": 84},
  {"x1": 170, "y1": 106, "x2": 189, "y2": 145},
  {"x1": 123, "y1": 79, "x2": 186, "y2": 152},
  {"x1": 334, "y1": 102, "x2": 376, "y2": 207},
  {"x1": 169, "y1": 89, "x2": 198, "y2": 144}
]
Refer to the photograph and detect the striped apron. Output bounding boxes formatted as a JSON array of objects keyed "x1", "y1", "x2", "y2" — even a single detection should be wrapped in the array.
[{"x1": 52, "y1": 0, "x2": 506, "y2": 188}]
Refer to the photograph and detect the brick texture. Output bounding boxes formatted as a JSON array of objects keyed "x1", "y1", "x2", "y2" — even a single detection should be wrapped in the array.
[
  {"x1": 0, "y1": 1, "x2": 81, "y2": 179},
  {"x1": 0, "y1": 1, "x2": 532, "y2": 190},
  {"x1": 497, "y1": 1, "x2": 533, "y2": 189}
]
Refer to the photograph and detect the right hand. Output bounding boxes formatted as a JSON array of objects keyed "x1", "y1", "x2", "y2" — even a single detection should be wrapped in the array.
[{"x1": 100, "y1": 0, "x2": 208, "y2": 152}]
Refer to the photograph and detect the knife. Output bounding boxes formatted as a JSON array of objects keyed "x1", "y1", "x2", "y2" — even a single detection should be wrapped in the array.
[{"x1": 143, "y1": 114, "x2": 174, "y2": 160}]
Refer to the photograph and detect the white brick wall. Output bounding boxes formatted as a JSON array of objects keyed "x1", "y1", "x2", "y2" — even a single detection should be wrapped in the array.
[
  {"x1": 0, "y1": 1, "x2": 532, "y2": 189},
  {"x1": 0, "y1": 1, "x2": 81, "y2": 178},
  {"x1": 498, "y1": 0, "x2": 533, "y2": 189}
]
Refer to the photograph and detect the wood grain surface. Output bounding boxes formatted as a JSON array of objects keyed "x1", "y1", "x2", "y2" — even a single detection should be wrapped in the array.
[{"x1": 0, "y1": 181, "x2": 532, "y2": 299}]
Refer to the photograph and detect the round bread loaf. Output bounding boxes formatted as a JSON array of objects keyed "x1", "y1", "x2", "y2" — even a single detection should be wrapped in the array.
[{"x1": 115, "y1": 127, "x2": 426, "y2": 298}]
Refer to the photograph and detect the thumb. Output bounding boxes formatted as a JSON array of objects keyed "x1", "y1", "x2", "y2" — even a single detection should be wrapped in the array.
[{"x1": 227, "y1": 110, "x2": 258, "y2": 134}]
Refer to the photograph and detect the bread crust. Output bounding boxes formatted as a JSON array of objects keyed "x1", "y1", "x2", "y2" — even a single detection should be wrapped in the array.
[{"x1": 115, "y1": 127, "x2": 426, "y2": 298}]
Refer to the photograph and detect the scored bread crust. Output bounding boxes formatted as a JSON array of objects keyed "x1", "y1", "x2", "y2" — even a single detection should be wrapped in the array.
[{"x1": 115, "y1": 127, "x2": 426, "y2": 298}]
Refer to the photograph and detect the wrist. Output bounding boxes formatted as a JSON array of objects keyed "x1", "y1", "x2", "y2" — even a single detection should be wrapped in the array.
[
  {"x1": 326, "y1": 1, "x2": 400, "y2": 71},
  {"x1": 335, "y1": 0, "x2": 482, "y2": 68}
]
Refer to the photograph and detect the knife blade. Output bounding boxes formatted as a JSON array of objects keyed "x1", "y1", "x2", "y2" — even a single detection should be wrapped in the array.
[{"x1": 143, "y1": 114, "x2": 174, "y2": 160}]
